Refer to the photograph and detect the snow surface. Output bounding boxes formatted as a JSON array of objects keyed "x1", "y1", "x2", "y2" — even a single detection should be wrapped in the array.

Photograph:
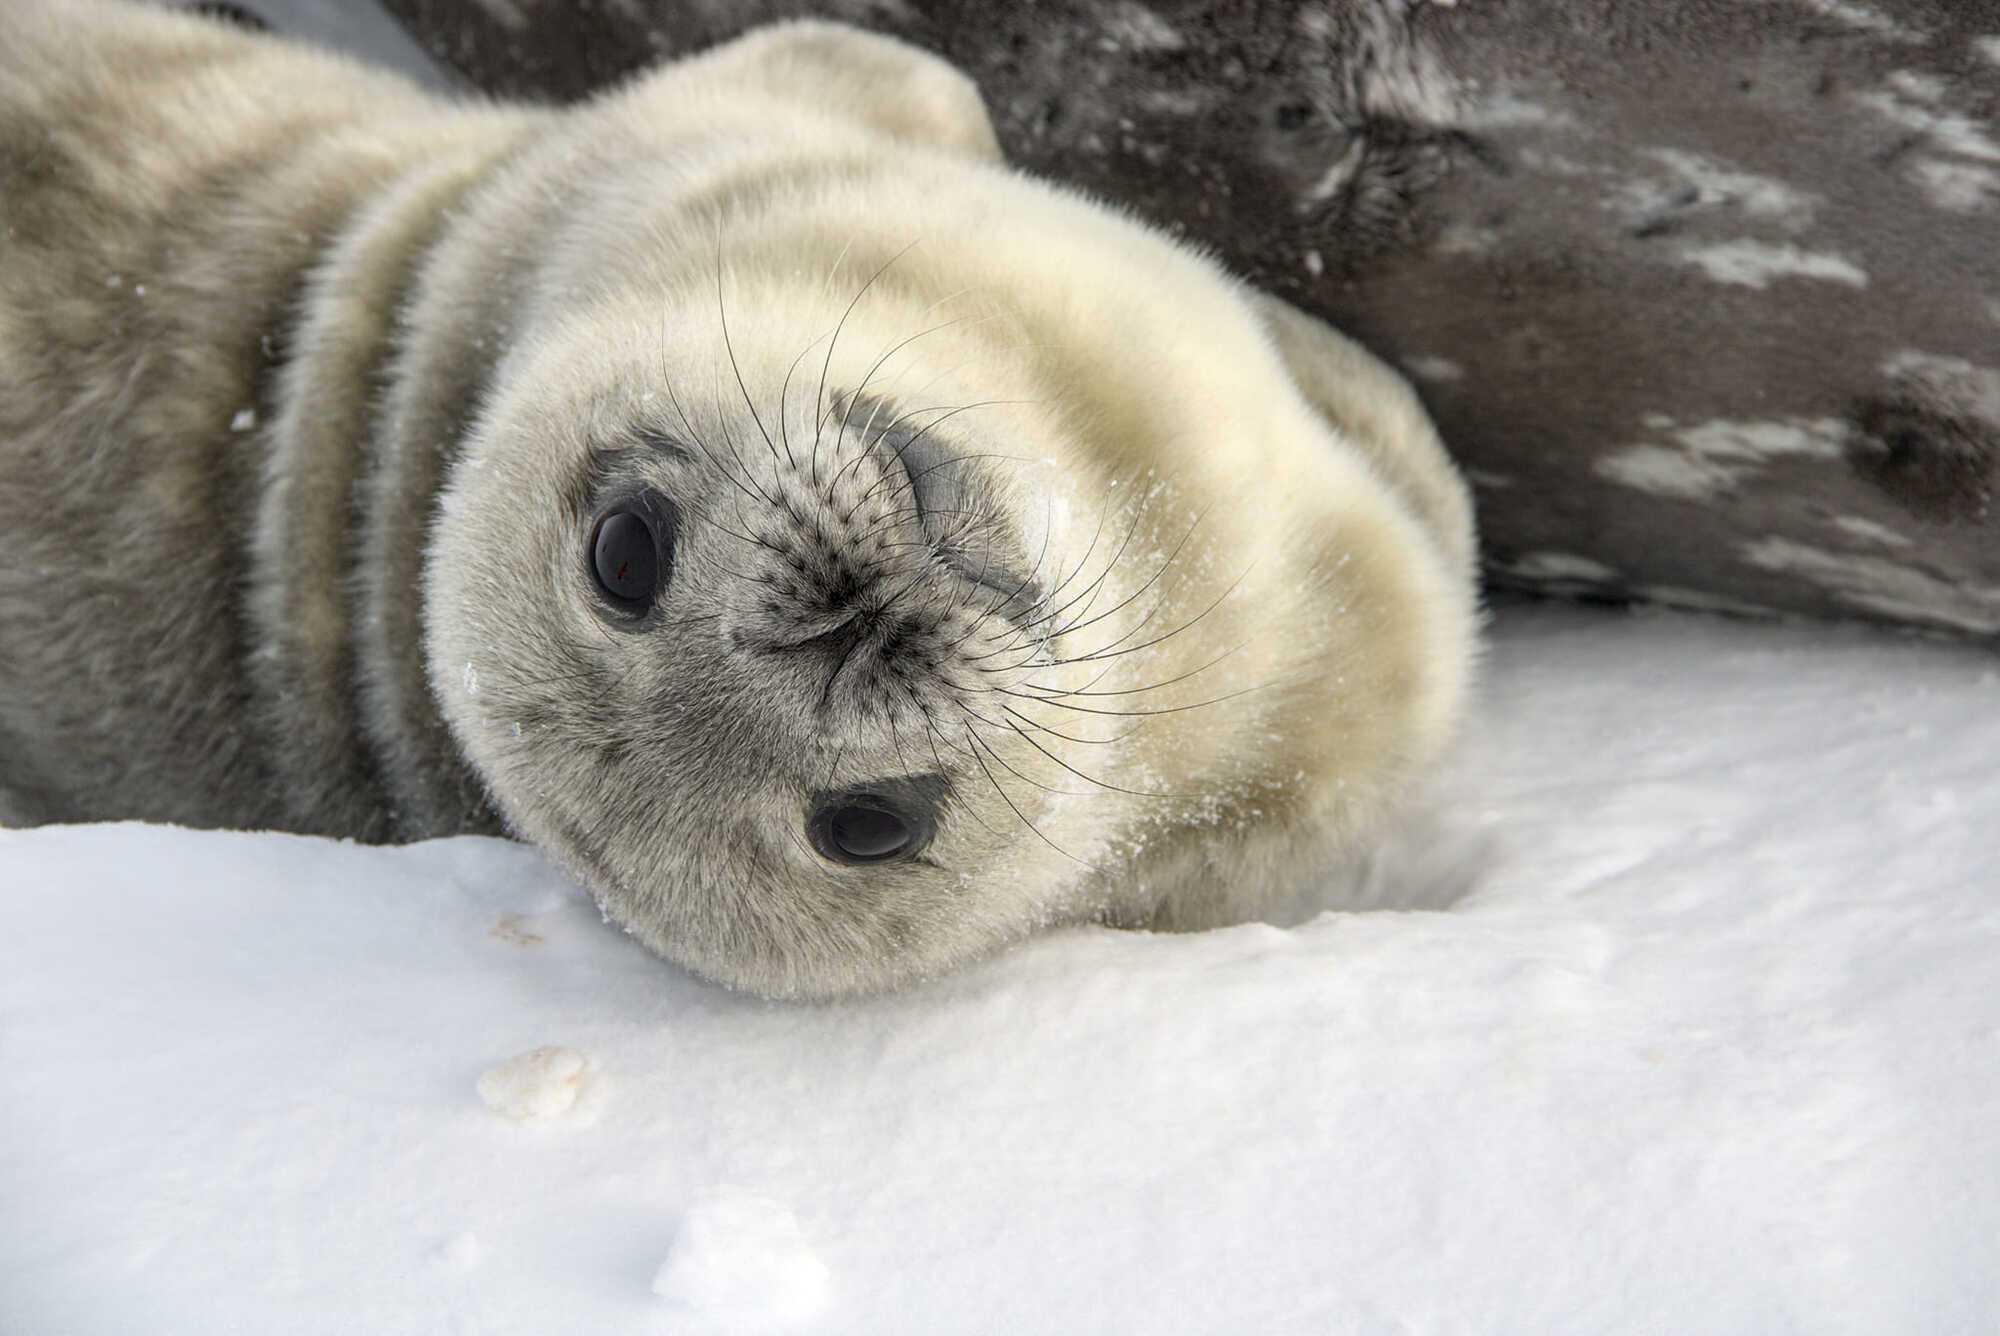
[
  {"x1": 3, "y1": 602, "x2": 1997, "y2": 1334},
  {"x1": 651, "y1": 1188, "x2": 833, "y2": 1330}
]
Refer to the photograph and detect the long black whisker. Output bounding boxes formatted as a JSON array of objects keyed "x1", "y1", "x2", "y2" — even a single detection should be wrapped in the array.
[
  {"x1": 661, "y1": 299, "x2": 775, "y2": 512},
  {"x1": 961, "y1": 725, "x2": 1098, "y2": 870},
  {"x1": 779, "y1": 329, "x2": 834, "y2": 488},
  {"x1": 1050, "y1": 502, "x2": 1212, "y2": 644},
  {"x1": 714, "y1": 229, "x2": 788, "y2": 471},
  {"x1": 1019, "y1": 641, "x2": 1250, "y2": 697},
  {"x1": 1000, "y1": 717, "x2": 1193, "y2": 798},
  {"x1": 999, "y1": 703, "x2": 1137, "y2": 746},
  {"x1": 961, "y1": 487, "x2": 1148, "y2": 663},
  {"x1": 814, "y1": 238, "x2": 922, "y2": 458},
  {"x1": 986, "y1": 680, "x2": 1281, "y2": 718}
]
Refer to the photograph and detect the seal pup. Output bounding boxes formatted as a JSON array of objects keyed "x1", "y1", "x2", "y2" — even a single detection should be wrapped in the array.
[{"x1": 0, "y1": 1, "x2": 1478, "y2": 997}]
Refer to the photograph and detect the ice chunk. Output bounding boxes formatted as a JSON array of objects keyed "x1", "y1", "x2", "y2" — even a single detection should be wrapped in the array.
[
  {"x1": 475, "y1": 1046, "x2": 590, "y2": 1124},
  {"x1": 651, "y1": 1188, "x2": 832, "y2": 1328}
]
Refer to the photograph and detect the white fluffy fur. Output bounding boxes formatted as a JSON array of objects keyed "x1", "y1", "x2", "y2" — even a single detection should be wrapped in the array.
[{"x1": 0, "y1": 2, "x2": 1478, "y2": 997}]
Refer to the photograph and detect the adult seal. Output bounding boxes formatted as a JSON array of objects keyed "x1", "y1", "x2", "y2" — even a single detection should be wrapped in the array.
[{"x1": 0, "y1": 0, "x2": 1480, "y2": 998}]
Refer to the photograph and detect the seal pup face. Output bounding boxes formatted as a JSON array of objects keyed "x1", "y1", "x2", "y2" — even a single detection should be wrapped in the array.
[{"x1": 427, "y1": 274, "x2": 1140, "y2": 999}]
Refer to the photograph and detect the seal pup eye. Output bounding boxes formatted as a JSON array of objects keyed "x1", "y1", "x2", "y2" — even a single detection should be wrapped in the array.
[
  {"x1": 808, "y1": 794, "x2": 935, "y2": 865},
  {"x1": 588, "y1": 494, "x2": 674, "y2": 611}
]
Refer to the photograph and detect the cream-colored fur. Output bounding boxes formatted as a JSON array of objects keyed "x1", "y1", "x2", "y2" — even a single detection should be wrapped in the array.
[{"x1": 0, "y1": 1, "x2": 1477, "y2": 996}]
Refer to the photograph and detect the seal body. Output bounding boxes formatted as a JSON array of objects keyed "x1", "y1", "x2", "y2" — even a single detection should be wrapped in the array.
[{"x1": 0, "y1": 0, "x2": 1479, "y2": 997}]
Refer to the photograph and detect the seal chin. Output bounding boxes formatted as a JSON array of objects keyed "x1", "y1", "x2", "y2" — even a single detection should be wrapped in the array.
[{"x1": 588, "y1": 857, "x2": 980, "y2": 1003}]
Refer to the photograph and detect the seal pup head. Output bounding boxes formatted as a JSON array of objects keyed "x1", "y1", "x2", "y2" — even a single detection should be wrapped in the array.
[
  {"x1": 421, "y1": 23, "x2": 1477, "y2": 999},
  {"x1": 427, "y1": 255, "x2": 1145, "y2": 998}
]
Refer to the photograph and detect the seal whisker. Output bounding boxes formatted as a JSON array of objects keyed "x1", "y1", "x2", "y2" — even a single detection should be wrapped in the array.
[
  {"x1": 659, "y1": 290, "x2": 780, "y2": 513},
  {"x1": 947, "y1": 487, "x2": 1075, "y2": 653},
  {"x1": 813, "y1": 237, "x2": 922, "y2": 456},
  {"x1": 777, "y1": 328, "x2": 835, "y2": 489},
  {"x1": 697, "y1": 509, "x2": 768, "y2": 550},
  {"x1": 937, "y1": 505, "x2": 1010, "y2": 626},
  {"x1": 998, "y1": 704, "x2": 1135, "y2": 746},
  {"x1": 1005, "y1": 654, "x2": 1121, "y2": 699},
  {"x1": 1056, "y1": 571, "x2": 1254, "y2": 671},
  {"x1": 1029, "y1": 481, "x2": 1178, "y2": 642},
  {"x1": 848, "y1": 401, "x2": 1039, "y2": 513},
  {"x1": 712, "y1": 228, "x2": 790, "y2": 472},
  {"x1": 830, "y1": 303, "x2": 1014, "y2": 468},
  {"x1": 869, "y1": 550, "x2": 954, "y2": 620},
  {"x1": 852, "y1": 500, "x2": 992, "y2": 537},
  {"x1": 801, "y1": 237, "x2": 859, "y2": 490},
  {"x1": 987, "y1": 681, "x2": 1280, "y2": 719},
  {"x1": 999, "y1": 717, "x2": 1191, "y2": 799},
  {"x1": 709, "y1": 359, "x2": 777, "y2": 515},
  {"x1": 832, "y1": 302, "x2": 991, "y2": 464},
  {"x1": 999, "y1": 564, "x2": 1256, "y2": 680},
  {"x1": 1048, "y1": 503, "x2": 1212, "y2": 646},
  {"x1": 959, "y1": 725, "x2": 1100, "y2": 871},
  {"x1": 814, "y1": 236, "x2": 858, "y2": 308},
  {"x1": 956, "y1": 719, "x2": 1092, "y2": 797},
  {"x1": 857, "y1": 448, "x2": 1041, "y2": 523},
  {"x1": 1033, "y1": 582, "x2": 1174, "y2": 667},
  {"x1": 820, "y1": 739, "x2": 848, "y2": 791},
  {"x1": 918, "y1": 717, "x2": 1003, "y2": 841},
  {"x1": 1008, "y1": 478, "x2": 1162, "y2": 635},
  {"x1": 825, "y1": 399, "x2": 961, "y2": 499},
  {"x1": 1020, "y1": 641, "x2": 1251, "y2": 700},
  {"x1": 959, "y1": 485, "x2": 1149, "y2": 663}
]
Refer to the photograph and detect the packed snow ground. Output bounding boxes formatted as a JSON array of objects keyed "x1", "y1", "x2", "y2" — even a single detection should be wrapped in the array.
[{"x1": 2, "y1": 603, "x2": 1996, "y2": 1334}]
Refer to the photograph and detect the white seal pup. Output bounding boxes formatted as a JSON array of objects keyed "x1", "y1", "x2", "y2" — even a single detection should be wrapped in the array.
[{"x1": 0, "y1": 1, "x2": 1478, "y2": 997}]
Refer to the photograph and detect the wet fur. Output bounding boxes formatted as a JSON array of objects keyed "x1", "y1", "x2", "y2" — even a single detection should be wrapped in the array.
[{"x1": 0, "y1": 0, "x2": 1478, "y2": 997}]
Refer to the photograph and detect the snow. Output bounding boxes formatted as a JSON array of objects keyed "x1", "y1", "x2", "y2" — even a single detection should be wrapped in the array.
[
  {"x1": 476, "y1": 1046, "x2": 598, "y2": 1125},
  {"x1": 3, "y1": 602, "x2": 1997, "y2": 1333},
  {"x1": 651, "y1": 1188, "x2": 834, "y2": 1330}
]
